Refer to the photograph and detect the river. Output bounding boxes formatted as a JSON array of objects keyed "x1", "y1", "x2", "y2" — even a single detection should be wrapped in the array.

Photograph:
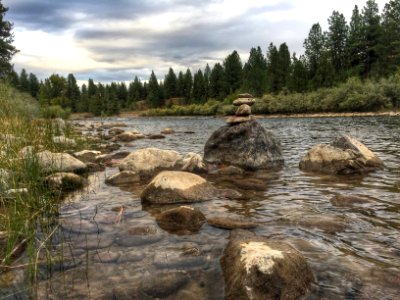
[{"x1": 1, "y1": 116, "x2": 400, "y2": 299}]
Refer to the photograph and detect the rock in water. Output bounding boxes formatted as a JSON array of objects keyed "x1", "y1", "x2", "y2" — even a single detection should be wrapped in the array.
[
  {"x1": 37, "y1": 151, "x2": 88, "y2": 174},
  {"x1": 204, "y1": 120, "x2": 284, "y2": 170},
  {"x1": 221, "y1": 230, "x2": 314, "y2": 300},
  {"x1": 119, "y1": 148, "x2": 182, "y2": 178},
  {"x1": 46, "y1": 172, "x2": 86, "y2": 191},
  {"x1": 141, "y1": 171, "x2": 217, "y2": 204},
  {"x1": 156, "y1": 206, "x2": 206, "y2": 234},
  {"x1": 299, "y1": 135, "x2": 384, "y2": 175}
]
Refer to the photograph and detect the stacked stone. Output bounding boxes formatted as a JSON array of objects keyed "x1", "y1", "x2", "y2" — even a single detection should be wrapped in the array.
[{"x1": 226, "y1": 93, "x2": 256, "y2": 125}]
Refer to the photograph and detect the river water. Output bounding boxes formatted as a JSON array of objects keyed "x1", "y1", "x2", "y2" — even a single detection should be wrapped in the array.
[{"x1": 1, "y1": 116, "x2": 400, "y2": 299}]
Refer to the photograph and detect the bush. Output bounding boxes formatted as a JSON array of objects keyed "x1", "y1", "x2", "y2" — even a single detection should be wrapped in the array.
[{"x1": 40, "y1": 105, "x2": 71, "y2": 119}]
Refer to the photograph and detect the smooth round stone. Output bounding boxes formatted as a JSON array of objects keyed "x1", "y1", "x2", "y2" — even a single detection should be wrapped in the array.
[
  {"x1": 233, "y1": 98, "x2": 255, "y2": 106},
  {"x1": 207, "y1": 216, "x2": 259, "y2": 230},
  {"x1": 93, "y1": 251, "x2": 121, "y2": 263},
  {"x1": 139, "y1": 271, "x2": 189, "y2": 298},
  {"x1": 115, "y1": 225, "x2": 163, "y2": 247},
  {"x1": 235, "y1": 104, "x2": 251, "y2": 116},
  {"x1": 60, "y1": 219, "x2": 102, "y2": 235},
  {"x1": 74, "y1": 234, "x2": 115, "y2": 250},
  {"x1": 226, "y1": 115, "x2": 254, "y2": 124},
  {"x1": 118, "y1": 250, "x2": 146, "y2": 263},
  {"x1": 153, "y1": 250, "x2": 207, "y2": 269},
  {"x1": 238, "y1": 93, "x2": 254, "y2": 98}
]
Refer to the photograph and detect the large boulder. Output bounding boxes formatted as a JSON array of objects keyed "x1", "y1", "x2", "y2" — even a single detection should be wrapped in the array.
[
  {"x1": 141, "y1": 171, "x2": 217, "y2": 204},
  {"x1": 299, "y1": 135, "x2": 384, "y2": 175},
  {"x1": 221, "y1": 230, "x2": 314, "y2": 300},
  {"x1": 204, "y1": 120, "x2": 284, "y2": 170},
  {"x1": 156, "y1": 206, "x2": 206, "y2": 234},
  {"x1": 46, "y1": 172, "x2": 86, "y2": 191},
  {"x1": 37, "y1": 151, "x2": 88, "y2": 174},
  {"x1": 119, "y1": 148, "x2": 182, "y2": 178}
]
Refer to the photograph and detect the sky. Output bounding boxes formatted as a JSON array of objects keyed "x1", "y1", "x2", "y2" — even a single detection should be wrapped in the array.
[{"x1": 4, "y1": 0, "x2": 390, "y2": 84}]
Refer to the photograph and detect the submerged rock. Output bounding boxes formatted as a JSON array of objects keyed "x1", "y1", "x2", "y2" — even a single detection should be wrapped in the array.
[
  {"x1": 119, "y1": 148, "x2": 182, "y2": 178},
  {"x1": 156, "y1": 206, "x2": 206, "y2": 234},
  {"x1": 299, "y1": 135, "x2": 384, "y2": 175},
  {"x1": 207, "y1": 216, "x2": 259, "y2": 230},
  {"x1": 115, "y1": 132, "x2": 144, "y2": 142},
  {"x1": 204, "y1": 120, "x2": 284, "y2": 170},
  {"x1": 108, "y1": 127, "x2": 125, "y2": 135},
  {"x1": 147, "y1": 133, "x2": 166, "y2": 139},
  {"x1": 161, "y1": 128, "x2": 175, "y2": 134},
  {"x1": 105, "y1": 171, "x2": 140, "y2": 186},
  {"x1": 37, "y1": 151, "x2": 88, "y2": 174},
  {"x1": 140, "y1": 171, "x2": 218, "y2": 204},
  {"x1": 139, "y1": 271, "x2": 189, "y2": 298},
  {"x1": 115, "y1": 225, "x2": 163, "y2": 247},
  {"x1": 330, "y1": 194, "x2": 372, "y2": 207},
  {"x1": 221, "y1": 230, "x2": 314, "y2": 300}
]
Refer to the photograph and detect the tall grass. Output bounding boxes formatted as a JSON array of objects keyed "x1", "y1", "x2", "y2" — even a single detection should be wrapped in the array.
[{"x1": 0, "y1": 82, "x2": 92, "y2": 294}]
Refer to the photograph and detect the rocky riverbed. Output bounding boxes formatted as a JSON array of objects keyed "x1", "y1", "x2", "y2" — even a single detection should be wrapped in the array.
[{"x1": 1, "y1": 115, "x2": 400, "y2": 299}]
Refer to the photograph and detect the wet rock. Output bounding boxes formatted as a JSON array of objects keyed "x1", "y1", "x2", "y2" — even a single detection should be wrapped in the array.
[
  {"x1": 299, "y1": 135, "x2": 384, "y2": 175},
  {"x1": 118, "y1": 250, "x2": 146, "y2": 263},
  {"x1": 37, "y1": 151, "x2": 88, "y2": 174},
  {"x1": 74, "y1": 234, "x2": 114, "y2": 250},
  {"x1": 226, "y1": 115, "x2": 255, "y2": 124},
  {"x1": 180, "y1": 152, "x2": 207, "y2": 173},
  {"x1": 93, "y1": 251, "x2": 121, "y2": 263},
  {"x1": 52, "y1": 136, "x2": 77, "y2": 147},
  {"x1": 216, "y1": 165, "x2": 244, "y2": 175},
  {"x1": 156, "y1": 206, "x2": 206, "y2": 234},
  {"x1": 46, "y1": 172, "x2": 86, "y2": 191},
  {"x1": 119, "y1": 148, "x2": 182, "y2": 178},
  {"x1": 330, "y1": 194, "x2": 372, "y2": 207},
  {"x1": 207, "y1": 216, "x2": 259, "y2": 229},
  {"x1": 86, "y1": 162, "x2": 105, "y2": 172},
  {"x1": 95, "y1": 151, "x2": 130, "y2": 163},
  {"x1": 108, "y1": 127, "x2": 125, "y2": 135},
  {"x1": 153, "y1": 250, "x2": 207, "y2": 269},
  {"x1": 115, "y1": 225, "x2": 163, "y2": 247},
  {"x1": 146, "y1": 133, "x2": 166, "y2": 139},
  {"x1": 141, "y1": 171, "x2": 217, "y2": 204},
  {"x1": 161, "y1": 128, "x2": 175, "y2": 134},
  {"x1": 73, "y1": 150, "x2": 101, "y2": 163},
  {"x1": 115, "y1": 132, "x2": 144, "y2": 142},
  {"x1": 60, "y1": 219, "x2": 102, "y2": 235},
  {"x1": 97, "y1": 143, "x2": 121, "y2": 153},
  {"x1": 105, "y1": 171, "x2": 140, "y2": 186},
  {"x1": 139, "y1": 271, "x2": 189, "y2": 298},
  {"x1": 221, "y1": 230, "x2": 314, "y2": 300},
  {"x1": 228, "y1": 178, "x2": 267, "y2": 191},
  {"x1": 204, "y1": 120, "x2": 284, "y2": 170}
]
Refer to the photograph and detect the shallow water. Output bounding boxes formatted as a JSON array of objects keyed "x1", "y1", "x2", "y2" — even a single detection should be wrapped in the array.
[{"x1": 1, "y1": 116, "x2": 400, "y2": 299}]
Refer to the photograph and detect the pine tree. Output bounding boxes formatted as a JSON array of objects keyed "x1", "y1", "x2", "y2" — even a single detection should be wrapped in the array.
[
  {"x1": 183, "y1": 69, "x2": 193, "y2": 102},
  {"x1": 278, "y1": 43, "x2": 291, "y2": 91},
  {"x1": 117, "y1": 82, "x2": 128, "y2": 108},
  {"x1": 361, "y1": 0, "x2": 383, "y2": 77},
  {"x1": 66, "y1": 73, "x2": 80, "y2": 112},
  {"x1": 192, "y1": 69, "x2": 206, "y2": 103},
  {"x1": 326, "y1": 11, "x2": 349, "y2": 81},
  {"x1": 28, "y1": 73, "x2": 39, "y2": 98},
  {"x1": 223, "y1": 50, "x2": 243, "y2": 94},
  {"x1": 204, "y1": 64, "x2": 211, "y2": 99},
  {"x1": 304, "y1": 23, "x2": 325, "y2": 81},
  {"x1": 128, "y1": 76, "x2": 143, "y2": 104},
  {"x1": 78, "y1": 84, "x2": 89, "y2": 112},
  {"x1": 147, "y1": 71, "x2": 163, "y2": 108},
  {"x1": 243, "y1": 46, "x2": 267, "y2": 97},
  {"x1": 177, "y1": 71, "x2": 184, "y2": 97},
  {"x1": 289, "y1": 54, "x2": 308, "y2": 92},
  {"x1": 7, "y1": 69, "x2": 18, "y2": 87},
  {"x1": 266, "y1": 43, "x2": 280, "y2": 92},
  {"x1": 347, "y1": 5, "x2": 364, "y2": 76},
  {"x1": 164, "y1": 67, "x2": 178, "y2": 99},
  {"x1": 381, "y1": 0, "x2": 400, "y2": 75},
  {"x1": 209, "y1": 63, "x2": 227, "y2": 100},
  {"x1": 0, "y1": 2, "x2": 18, "y2": 77},
  {"x1": 18, "y1": 69, "x2": 29, "y2": 92}
]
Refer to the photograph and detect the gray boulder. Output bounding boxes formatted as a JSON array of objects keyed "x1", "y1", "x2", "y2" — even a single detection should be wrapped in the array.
[
  {"x1": 221, "y1": 230, "x2": 314, "y2": 300},
  {"x1": 119, "y1": 148, "x2": 182, "y2": 178},
  {"x1": 204, "y1": 120, "x2": 284, "y2": 170},
  {"x1": 37, "y1": 150, "x2": 88, "y2": 174},
  {"x1": 156, "y1": 206, "x2": 206, "y2": 234},
  {"x1": 299, "y1": 135, "x2": 384, "y2": 175}
]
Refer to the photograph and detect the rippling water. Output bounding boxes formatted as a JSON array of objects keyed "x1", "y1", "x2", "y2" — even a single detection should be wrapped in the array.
[{"x1": 2, "y1": 116, "x2": 400, "y2": 299}]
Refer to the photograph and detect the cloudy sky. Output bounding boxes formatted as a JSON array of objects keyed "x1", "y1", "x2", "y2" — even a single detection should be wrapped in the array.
[{"x1": 4, "y1": 0, "x2": 390, "y2": 84}]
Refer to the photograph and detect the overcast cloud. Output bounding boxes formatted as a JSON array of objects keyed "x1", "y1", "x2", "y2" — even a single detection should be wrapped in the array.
[{"x1": 4, "y1": 0, "x2": 390, "y2": 84}]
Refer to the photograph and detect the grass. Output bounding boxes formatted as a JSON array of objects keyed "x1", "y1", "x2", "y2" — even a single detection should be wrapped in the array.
[{"x1": 0, "y1": 82, "x2": 95, "y2": 294}]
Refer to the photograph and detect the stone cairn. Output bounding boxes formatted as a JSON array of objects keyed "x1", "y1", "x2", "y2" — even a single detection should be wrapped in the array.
[{"x1": 226, "y1": 93, "x2": 256, "y2": 125}]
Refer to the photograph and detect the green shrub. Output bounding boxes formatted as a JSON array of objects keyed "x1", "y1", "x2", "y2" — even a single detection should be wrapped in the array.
[{"x1": 40, "y1": 105, "x2": 71, "y2": 119}]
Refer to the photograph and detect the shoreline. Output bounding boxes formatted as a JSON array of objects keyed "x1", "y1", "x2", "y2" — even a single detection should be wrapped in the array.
[{"x1": 70, "y1": 110, "x2": 400, "y2": 120}]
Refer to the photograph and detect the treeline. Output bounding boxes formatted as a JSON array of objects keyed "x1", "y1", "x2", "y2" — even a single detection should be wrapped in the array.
[{"x1": 7, "y1": 0, "x2": 400, "y2": 116}]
